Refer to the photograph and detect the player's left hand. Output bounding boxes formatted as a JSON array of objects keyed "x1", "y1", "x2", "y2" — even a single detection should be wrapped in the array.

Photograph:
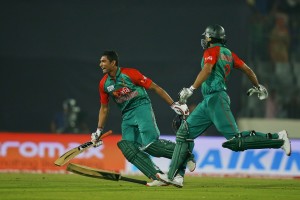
[
  {"x1": 179, "y1": 86, "x2": 194, "y2": 104},
  {"x1": 171, "y1": 102, "x2": 190, "y2": 115},
  {"x1": 247, "y1": 84, "x2": 268, "y2": 100}
]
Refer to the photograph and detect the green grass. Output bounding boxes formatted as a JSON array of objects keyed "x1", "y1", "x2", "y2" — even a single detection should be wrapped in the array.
[{"x1": 0, "y1": 173, "x2": 299, "y2": 200}]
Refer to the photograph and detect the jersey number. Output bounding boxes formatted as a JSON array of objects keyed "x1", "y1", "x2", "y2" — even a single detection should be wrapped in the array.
[{"x1": 224, "y1": 64, "x2": 231, "y2": 80}]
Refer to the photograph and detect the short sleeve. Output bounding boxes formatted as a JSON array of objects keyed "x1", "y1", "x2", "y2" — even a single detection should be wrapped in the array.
[
  {"x1": 122, "y1": 68, "x2": 153, "y2": 89},
  {"x1": 232, "y1": 52, "x2": 245, "y2": 69},
  {"x1": 99, "y1": 76, "x2": 109, "y2": 104}
]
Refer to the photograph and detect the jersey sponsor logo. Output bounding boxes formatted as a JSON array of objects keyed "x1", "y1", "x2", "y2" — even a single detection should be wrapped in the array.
[
  {"x1": 205, "y1": 56, "x2": 213, "y2": 62},
  {"x1": 112, "y1": 87, "x2": 138, "y2": 103},
  {"x1": 112, "y1": 87, "x2": 131, "y2": 97},
  {"x1": 107, "y1": 85, "x2": 115, "y2": 92},
  {"x1": 140, "y1": 76, "x2": 148, "y2": 84},
  {"x1": 115, "y1": 91, "x2": 138, "y2": 103}
]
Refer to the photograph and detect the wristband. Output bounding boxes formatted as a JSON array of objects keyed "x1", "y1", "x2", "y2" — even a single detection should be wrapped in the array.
[
  {"x1": 97, "y1": 127, "x2": 103, "y2": 132},
  {"x1": 189, "y1": 86, "x2": 196, "y2": 91}
]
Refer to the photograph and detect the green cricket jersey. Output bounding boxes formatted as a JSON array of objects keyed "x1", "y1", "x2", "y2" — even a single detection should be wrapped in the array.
[
  {"x1": 200, "y1": 43, "x2": 244, "y2": 96},
  {"x1": 99, "y1": 67, "x2": 152, "y2": 113}
]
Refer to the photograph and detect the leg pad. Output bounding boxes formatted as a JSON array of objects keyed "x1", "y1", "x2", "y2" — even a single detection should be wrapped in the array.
[
  {"x1": 167, "y1": 140, "x2": 189, "y2": 179},
  {"x1": 222, "y1": 133, "x2": 284, "y2": 152},
  {"x1": 144, "y1": 139, "x2": 175, "y2": 159},
  {"x1": 117, "y1": 140, "x2": 158, "y2": 180}
]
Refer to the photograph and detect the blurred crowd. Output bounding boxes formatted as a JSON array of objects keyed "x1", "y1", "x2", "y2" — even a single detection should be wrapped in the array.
[
  {"x1": 50, "y1": 98, "x2": 90, "y2": 134},
  {"x1": 240, "y1": 0, "x2": 300, "y2": 119}
]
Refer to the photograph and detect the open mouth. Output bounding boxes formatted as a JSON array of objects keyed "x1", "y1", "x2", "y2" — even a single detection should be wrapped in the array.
[{"x1": 101, "y1": 67, "x2": 108, "y2": 73}]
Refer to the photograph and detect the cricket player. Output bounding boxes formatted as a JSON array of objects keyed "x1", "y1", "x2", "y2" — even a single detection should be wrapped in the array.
[
  {"x1": 157, "y1": 24, "x2": 292, "y2": 187},
  {"x1": 91, "y1": 50, "x2": 195, "y2": 187}
]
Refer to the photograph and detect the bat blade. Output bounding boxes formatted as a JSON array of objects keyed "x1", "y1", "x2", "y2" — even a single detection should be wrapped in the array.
[
  {"x1": 67, "y1": 163, "x2": 147, "y2": 185},
  {"x1": 54, "y1": 130, "x2": 112, "y2": 166},
  {"x1": 67, "y1": 163, "x2": 121, "y2": 181},
  {"x1": 54, "y1": 141, "x2": 93, "y2": 166}
]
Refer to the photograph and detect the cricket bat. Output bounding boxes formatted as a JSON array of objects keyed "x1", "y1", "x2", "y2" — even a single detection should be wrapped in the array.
[
  {"x1": 67, "y1": 163, "x2": 147, "y2": 185},
  {"x1": 54, "y1": 130, "x2": 113, "y2": 166}
]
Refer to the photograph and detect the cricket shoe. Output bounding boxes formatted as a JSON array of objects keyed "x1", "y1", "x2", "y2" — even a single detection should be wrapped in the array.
[
  {"x1": 156, "y1": 173, "x2": 183, "y2": 188},
  {"x1": 146, "y1": 180, "x2": 169, "y2": 187},
  {"x1": 278, "y1": 130, "x2": 291, "y2": 156}
]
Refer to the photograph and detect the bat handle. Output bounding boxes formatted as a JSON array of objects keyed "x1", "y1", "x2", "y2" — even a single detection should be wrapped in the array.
[
  {"x1": 92, "y1": 130, "x2": 113, "y2": 147},
  {"x1": 120, "y1": 176, "x2": 147, "y2": 185},
  {"x1": 99, "y1": 130, "x2": 113, "y2": 139}
]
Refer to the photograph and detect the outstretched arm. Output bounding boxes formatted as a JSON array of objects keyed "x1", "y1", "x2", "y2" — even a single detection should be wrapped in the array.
[
  {"x1": 91, "y1": 103, "x2": 109, "y2": 146},
  {"x1": 149, "y1": 82, "x2": 189, "y2": 115},
  {"x1": 97, "y1": 104, "x2": 109, "y2": 129},
  {"x1": 238, "y1": 63, "x2": 259, "y2": 87},
  {"x1": 238, "y1": 63, "x2": 268, "y2": 100},
  {"x1": 178, "y1": 63, "x2": 214, "y2": 104},
  {"x1": 191, "y1": 63, "x2": 214, "y2": 89},
  {"x1": 148, "y1": 82, "x2": 174, "y2": 106}
]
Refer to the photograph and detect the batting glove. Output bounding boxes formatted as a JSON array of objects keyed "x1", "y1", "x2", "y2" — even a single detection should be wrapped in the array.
[
  {"x1": 171, "y1": 102, "x2": 190, "y2": 116},
  {"x1": 91, "y1": 128, "x2": 104, "y2": 147},
  {"x1": 247, "y1": 84, "x2": 268, "y2": 100},
  {"x1": 179, "y1": 86, "x2": 195, "y2": 104}
]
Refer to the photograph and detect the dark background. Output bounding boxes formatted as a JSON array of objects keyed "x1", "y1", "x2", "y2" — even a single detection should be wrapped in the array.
[{"x1": 0, "y1": 0, "x2": 251, "y2": 134}]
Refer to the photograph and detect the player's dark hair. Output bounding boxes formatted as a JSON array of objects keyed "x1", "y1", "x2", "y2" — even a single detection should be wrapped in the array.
[{"x1": 102, "y1": 50, "x2": 119, "y2": 66}]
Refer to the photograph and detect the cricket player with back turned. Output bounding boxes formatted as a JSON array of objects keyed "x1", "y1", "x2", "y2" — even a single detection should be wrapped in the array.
[
  {"x1": 156, "y1": 24, "x2": 292, "y2": 188},
  {"x1": 91, "y1": 50, "x2": 195, "y2": 187}
]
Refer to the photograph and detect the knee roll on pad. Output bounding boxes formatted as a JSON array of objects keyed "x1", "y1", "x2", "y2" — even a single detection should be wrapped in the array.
[
  {"x1": 222, "y1": 133, "x2": 284, "y2": 152},
  {"x1": 117, "y1": 140, "x2": 158, "y2": 180},
  {"x1": 144, "y1": 139, "x2": 175, "y2": 159},
  {"x1": 176, "y1": 121, "x2": 189, "y2": 143}
]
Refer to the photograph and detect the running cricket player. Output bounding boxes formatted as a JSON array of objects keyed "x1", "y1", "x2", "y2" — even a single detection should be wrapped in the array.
[
  {"x1": 91, "y1": 50, "x2": 195, "y2": 187},
  {"x1": 157, "y1": 24, "x2": 292, "y2": 188}
]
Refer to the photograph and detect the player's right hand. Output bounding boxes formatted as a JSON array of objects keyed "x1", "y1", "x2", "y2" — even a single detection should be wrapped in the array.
[
  {"x1": 91, "y1": 128, "x2": 104, "y2": 147},
  {"x1": 171, "y1": 102, "x2": 190, "y2": 116},
  {"x1": 93, "y1": 140, "x2": 103, "y2": 147}
]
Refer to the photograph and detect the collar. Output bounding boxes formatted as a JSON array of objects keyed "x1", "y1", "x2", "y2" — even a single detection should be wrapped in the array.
[
  {"x1": 210, "y1": 43, "x2": 225, "y2": 48},
  {"x1": 109, "y1": 67, "x2": 121, "y2": 80}
]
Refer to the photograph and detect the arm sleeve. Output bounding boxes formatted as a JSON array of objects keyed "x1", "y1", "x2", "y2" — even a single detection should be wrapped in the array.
[
  {"x1": 99, "y1": 77, "x2": 109, "y2": 104},
  {"x1": 203, "y1": 47, "x2": 219, "y2": 65},
  {"x1": 122, "y1": 68, "x2": 153, "y2": 89},
  {"x1": 232, "y1": 52, "x2": 245, "y2": 69}
]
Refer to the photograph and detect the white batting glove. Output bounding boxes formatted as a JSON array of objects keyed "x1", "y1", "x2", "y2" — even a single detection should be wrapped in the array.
[
  {"x1": 171, "y1": 102, "x2": 190, "y2": 115},
  {"x1": 247, "y1": 84, "x2": 268, "y2": 100},
  {"x1": 94, "y1": 140, "x2": 103, "y2": 147},
  {"x1": 179, "y1": 86, "x2": 195, "y2": 104},
  {"x1": 91, "y1": 128, "x2": 103, "y2": 147}
]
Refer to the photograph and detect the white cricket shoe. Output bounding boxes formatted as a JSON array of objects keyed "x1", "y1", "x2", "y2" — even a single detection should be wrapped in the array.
[
  {"x1": 278, "y1": 130, "x2": 291, "y2": 156},
  {"x1": 187, "y1": 158, "x2": 196, "y2": 172},
  {"x1": 173, "y1": 174, "x2": 184, "y2": 187},
  {"x1": 146, "y1": 180, "x2": 168, "y2": 187},
  {"x1": 156, "y1": 173, "x2": 183, "y2": 188}
]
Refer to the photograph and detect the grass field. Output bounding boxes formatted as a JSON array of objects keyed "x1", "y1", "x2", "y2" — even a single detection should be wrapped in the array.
[{"x1": 0, "y1": 173, "x2": 300, "y2": 200}]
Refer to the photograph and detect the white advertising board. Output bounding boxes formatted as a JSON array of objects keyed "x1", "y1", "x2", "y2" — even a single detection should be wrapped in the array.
[{"x1": 125, "y1": 136, "x2": 300, "y2": 178}]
